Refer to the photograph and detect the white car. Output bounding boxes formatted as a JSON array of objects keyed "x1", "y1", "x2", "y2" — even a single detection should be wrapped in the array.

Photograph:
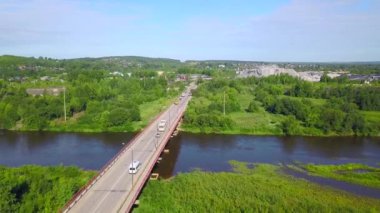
[
  {"x1": 157, "y1": 120, "x2": 167, "y2": 132},
  {"x1": 128, "y1": 160, "x2": 141, "y2": 174}
]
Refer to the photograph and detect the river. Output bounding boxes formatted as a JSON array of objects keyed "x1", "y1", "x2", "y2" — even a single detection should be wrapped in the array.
[{"x1": 1, "y1": 130, "x2": 379, "y2": 178}]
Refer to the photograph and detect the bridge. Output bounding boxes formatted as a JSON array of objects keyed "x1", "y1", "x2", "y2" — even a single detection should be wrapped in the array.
[{"x1": 62, "y1": 84, "x2": 195, "y2": 213}]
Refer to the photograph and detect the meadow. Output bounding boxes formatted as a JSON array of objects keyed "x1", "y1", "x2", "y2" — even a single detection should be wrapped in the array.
[{"x1": 136, "y1": 162, "x2": 380, "y2": 212}]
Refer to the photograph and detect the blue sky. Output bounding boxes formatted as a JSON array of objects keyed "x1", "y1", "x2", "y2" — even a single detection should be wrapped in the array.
[{"x1": 0, "y1": 0, "x2": 379, "y2": 61}]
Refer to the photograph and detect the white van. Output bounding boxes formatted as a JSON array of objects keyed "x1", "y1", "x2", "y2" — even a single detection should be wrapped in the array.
[{"x1": 128, "y1": 160, "x2": 141, "y2": 174}]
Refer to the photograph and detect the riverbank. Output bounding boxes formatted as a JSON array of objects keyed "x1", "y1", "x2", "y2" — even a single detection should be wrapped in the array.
[
  {"x1": 136, "y1": 162, "x2": 380, "y2": 212},
  {"x1": 181, "y1": 77, "x2": 380, "y2": 137},
  {"x1": 180, "y1": 121, "x2": 380, "y2": 137},
  {"x1": 295, "y1": 163, "x2": 380, "y2": 189},
  {"x1": 6, "y1": 96, "x2": 175, "y2": 133},
  {"x1": 0, "y1": 165, "x2": 95, "y2": 212}
]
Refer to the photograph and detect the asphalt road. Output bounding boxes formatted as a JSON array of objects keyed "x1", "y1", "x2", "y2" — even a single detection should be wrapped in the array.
[{"x1": 65, "y1": 84, "x2": 194, "y2": 213}]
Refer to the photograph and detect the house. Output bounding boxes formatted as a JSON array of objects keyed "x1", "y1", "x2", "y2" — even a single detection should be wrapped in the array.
[
  {"x1": 26, "y1": 88, "x2": 45, "y2": 96},
  {"x1": 26, "y1": 87, "x2": 65, "y2": 97},
  {"x1": 110, "y1": 71, "x2": 124, "y2": 77},
  {"x1": 46, "y1": 87, "x2": 65, "y2": 96},
  {"x1": 40, "y1": 76, "x2": 51, "y2": 81}
]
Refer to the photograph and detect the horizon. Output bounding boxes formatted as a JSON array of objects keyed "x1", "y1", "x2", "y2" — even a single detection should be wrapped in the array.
[
  {"x1": 3, "y1": 54, "x2": 380, "y2": 64},
  {"x1": 1, "y1": 0, "x2": 380, "y2": 62}
]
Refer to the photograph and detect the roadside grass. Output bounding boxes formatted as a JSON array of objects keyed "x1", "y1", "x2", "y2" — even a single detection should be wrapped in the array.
[
  {"x1": 302, "y1": 163, "x2": 380, "y2": 189},
  {"x1": 132, "y1": 96, "x2": 177, "y2": 131},
  {"x1": 136, "y1": 162, "x2": 380, "y2": 212}
]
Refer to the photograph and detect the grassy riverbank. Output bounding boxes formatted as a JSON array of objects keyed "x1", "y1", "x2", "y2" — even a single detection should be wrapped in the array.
[
  {"x1": 301, "y1": 163, "x2": 380, "y2": 189},
  {"x1": 0, "y1": 165, "x2": 95, "y2": 212},
  {"x1": 136, "y1": 162, "x2": 380, "y2": 212}
]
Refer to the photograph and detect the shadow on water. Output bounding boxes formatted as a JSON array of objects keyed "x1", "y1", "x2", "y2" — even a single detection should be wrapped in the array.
[{"x1": 283, "y1": 165, "x2": 380, "y2": 199}]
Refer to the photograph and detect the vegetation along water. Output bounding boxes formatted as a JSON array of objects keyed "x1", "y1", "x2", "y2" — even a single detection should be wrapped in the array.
[{"x1": 1, "y1": 56, "x2": 380, "y2": 212}]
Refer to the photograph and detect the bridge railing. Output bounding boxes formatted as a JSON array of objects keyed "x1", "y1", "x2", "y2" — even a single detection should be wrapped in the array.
[
  {"x1": 61, "y1": 109, "x2": 167, "y2": 212},
  {"x1": 122, "y1": 99, "x2": 189, "y2": 212}
]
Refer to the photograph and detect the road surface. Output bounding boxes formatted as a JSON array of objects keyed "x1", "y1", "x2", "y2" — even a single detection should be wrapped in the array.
[{"x1": 64, "y1": 84, "x2": 195, "y2": 213}]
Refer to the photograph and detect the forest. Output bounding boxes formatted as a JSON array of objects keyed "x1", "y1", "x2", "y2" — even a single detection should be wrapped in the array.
[{"x1": 0, "y1": 56, "x2": 185, "y2": 132}]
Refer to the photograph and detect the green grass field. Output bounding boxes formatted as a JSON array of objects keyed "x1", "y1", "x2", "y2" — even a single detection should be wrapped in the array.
[
  {"x1": 136, "y1": 162, "x2": 380, "y2": 212},
  {"x1": 302, "y1": 163, "x2": 380, "y2": 189},
  {"x1": 131, "y1": 96, "x2": 177, "y2": 130}
]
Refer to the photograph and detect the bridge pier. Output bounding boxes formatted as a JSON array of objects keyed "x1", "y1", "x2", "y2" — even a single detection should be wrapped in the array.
[{"x1": 150, "y1": 173, "x2": 159, "y2": 180}]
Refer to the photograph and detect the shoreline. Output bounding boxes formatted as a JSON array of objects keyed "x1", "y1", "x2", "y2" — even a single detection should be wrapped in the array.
[
  {"x1": 2, "y1": 127, "x2": 380, "y2": 137},
  {"x1": 178, "y1": 126, "x2": 380, "y2": 137}
]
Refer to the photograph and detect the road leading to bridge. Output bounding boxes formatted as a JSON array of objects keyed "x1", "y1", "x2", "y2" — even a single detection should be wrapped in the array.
[{"x1": 63, "y1": 84, "x2": 195, "y2": 213}]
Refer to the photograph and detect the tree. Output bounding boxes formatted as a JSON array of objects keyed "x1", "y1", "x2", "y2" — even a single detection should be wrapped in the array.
[
  {"x1": 106, "y1": 108, "x2": 130, "y2": 127},
  {"x1": 246, "y1": 100, "x2": 260, "y2": 113},
  {"x1": 320, "y1": 72, "x2": 331, "y2": 83},
  {"x1": 319, "y1": 108, "x2": 345, "y2": 133},
  {"x1": 282, "y1": 116, "x2": 301, "y2": 135}
]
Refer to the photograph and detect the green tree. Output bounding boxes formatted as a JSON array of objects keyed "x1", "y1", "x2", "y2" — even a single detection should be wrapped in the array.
[
  {"x1": 246, "y1": 100, "x2": 260, "y2": 113},
  {"x1": 282, "y1": 116, "x2": 301, "y2": 135}
]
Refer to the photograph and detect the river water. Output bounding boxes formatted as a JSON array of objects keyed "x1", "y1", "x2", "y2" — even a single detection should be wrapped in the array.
[
  {"x1": 0, "y1": 130, "x2": 134, "y2": 170},
  {"x1": 1, "y1": 130, "x2": 380, "y2": 200},
  {"x1": 155, "y1": 133, "x2": 380, "y2": 178},
  {"x1": 1, "y1": 130, "x2": 379, "y2": 177}
]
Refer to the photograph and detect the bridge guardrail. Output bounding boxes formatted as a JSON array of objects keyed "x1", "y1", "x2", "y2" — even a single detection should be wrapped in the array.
[
  {"x1": 121, "y1": 99, "x2": 189, "y2": 212},
  {"x1": 61, "y1": 109, "x2": 167, "y2": 212}
]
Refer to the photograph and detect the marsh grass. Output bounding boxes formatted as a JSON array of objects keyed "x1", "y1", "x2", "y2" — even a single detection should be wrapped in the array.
[{"x1": 136, "y1": 162, "x2": 380, "y2": 212}]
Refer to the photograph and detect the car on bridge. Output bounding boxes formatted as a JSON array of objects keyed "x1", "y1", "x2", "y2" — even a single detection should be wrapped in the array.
[
  {"x1": 128, "y1": 160, "x2": 141, "y2": 174},
  {"x1": 157, "y1": 120, "x2": 167, "y2": 132}
]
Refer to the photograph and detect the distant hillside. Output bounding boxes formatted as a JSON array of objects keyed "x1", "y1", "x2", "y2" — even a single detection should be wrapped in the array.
[{"x1": 0, "y1": 55, "x2": 182, "y2": 77}]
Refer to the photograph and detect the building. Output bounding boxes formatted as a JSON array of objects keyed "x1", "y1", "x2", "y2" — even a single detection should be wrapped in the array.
[{"x1": 26, "y1": 87, "x2": 65, "y2": 97}]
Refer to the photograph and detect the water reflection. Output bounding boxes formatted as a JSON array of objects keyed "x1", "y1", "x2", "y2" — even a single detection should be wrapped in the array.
[
  {"x1": 0, "y1": 130, "x2": 134, "y2": 170},
  {"x1": 155, "y1": 133, "x2": 380, "y2": 177},
  {"x1": 0, "y1": 131, "x2": 379, "y2": 176}
]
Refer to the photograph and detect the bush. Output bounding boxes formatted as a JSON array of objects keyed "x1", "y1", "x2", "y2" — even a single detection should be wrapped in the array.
[{"x1": 246, "y1": 100, "x2": 260, "y2": 113}]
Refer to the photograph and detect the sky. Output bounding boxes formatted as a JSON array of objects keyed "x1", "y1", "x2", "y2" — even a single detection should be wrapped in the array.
[{"x1": 0, "y1": 0, "x2": 379, "y2": 62}]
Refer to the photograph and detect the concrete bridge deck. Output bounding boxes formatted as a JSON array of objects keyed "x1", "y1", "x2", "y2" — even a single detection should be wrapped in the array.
[{"x1": 63, "y1": 84, "x2": 194, "y2": 213}]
